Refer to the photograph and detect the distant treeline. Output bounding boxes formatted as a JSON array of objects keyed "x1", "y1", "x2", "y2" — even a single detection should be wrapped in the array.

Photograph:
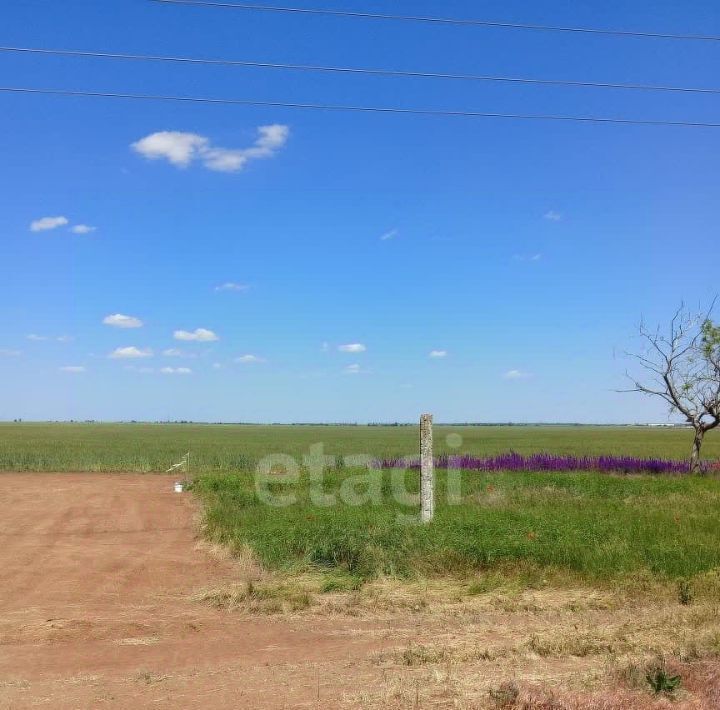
[{"x1": 2, "y1": 420, "x2": 690, "y2": 428}]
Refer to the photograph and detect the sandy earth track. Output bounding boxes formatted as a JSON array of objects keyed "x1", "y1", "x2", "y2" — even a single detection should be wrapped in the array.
[{"x1": 0, "y1": 474, "x2": 403, "y2": 708}]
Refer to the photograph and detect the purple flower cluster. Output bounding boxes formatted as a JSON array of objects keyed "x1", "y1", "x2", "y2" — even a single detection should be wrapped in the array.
[{"x1": 375, "y1": 452, "x2": 701, "y2": 475}]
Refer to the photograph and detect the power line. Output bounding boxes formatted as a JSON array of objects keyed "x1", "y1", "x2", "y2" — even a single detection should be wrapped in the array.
[
  {"x1": 2, "y1": 86, "x2": 719, "y2": 128},
  {"x1": 2, "y1": 45, "x2": 719, "y2": 96},
  {"x1": 150, "y1": 0, "x2": 720, "y2": 43}
]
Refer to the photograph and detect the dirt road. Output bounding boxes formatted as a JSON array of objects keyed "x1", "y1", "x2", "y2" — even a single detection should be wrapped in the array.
[
  {"x1": 0, "y1": 474, "x2": 399, "y2": 708},
  {"x1": 4, "y1": 473, "x2": 719, "y2": 709}
]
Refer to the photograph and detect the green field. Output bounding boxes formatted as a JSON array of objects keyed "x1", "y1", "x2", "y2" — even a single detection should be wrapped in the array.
[
  {"x1": 0, "y1": 422, "x2": 718, "y2": 472},
  {"x1": 3, "y1": 423, "x2": 719, "y2": 585},
  {"x1": 195, "y1": 466, "x2": 720, "y2": 584}
]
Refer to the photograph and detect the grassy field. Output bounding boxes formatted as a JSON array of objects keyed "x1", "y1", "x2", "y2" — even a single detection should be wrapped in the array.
[
  {"x1": 0, "y1": 422, "x2": 718, "y2": 472},
  {"x1": 3, "y1": 422, "x2": 719, "y2": 586},
  {"x1": 195, "y1": 467, "x2": 720, "y2": 584}
]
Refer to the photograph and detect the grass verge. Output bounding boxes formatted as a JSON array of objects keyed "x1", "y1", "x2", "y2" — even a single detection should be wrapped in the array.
[{"x1": 193, "y1": 467, "x2": 720, "y2": 583}]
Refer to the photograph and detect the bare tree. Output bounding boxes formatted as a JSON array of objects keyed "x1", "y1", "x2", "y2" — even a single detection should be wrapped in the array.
[{"x1": 623, "y1": 303, "x2": 720, "y2": 473}]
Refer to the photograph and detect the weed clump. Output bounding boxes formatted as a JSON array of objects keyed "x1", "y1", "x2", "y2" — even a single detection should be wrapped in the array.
[
  {"x1": 646, "y1": 664, "x2": 682, "y2": 695},
  {"x1": 199, "y1": 580, "x2": 312, "y2": 614},
  {"x1": 489, "y1": 681, "x2": 519, "y2": 707},
  {"x1": 678, "y1": 579, "x2": 694, "y2": 605}
]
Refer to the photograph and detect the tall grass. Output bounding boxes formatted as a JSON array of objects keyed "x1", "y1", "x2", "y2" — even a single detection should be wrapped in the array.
[{"x1": 194, "y1": 468, "x2": 720, "y2": 582}]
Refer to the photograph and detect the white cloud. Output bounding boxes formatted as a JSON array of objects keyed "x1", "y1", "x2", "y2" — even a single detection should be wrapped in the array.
[
  {"x1": 513, "y1": 253, "x2": 542, "y2": 262},
  {"x1": 174, "y1": 328, "x2": 219, "y2": 342},
  {"x1": 544, "y1": 210, "x2": 562, "y2": 222},
  {"x1": 60, "y1": 366, "x2": 85, "y2": 373},
  {"x1": 160, "y1": 366, "x2": 192, "y2": 375},
  {"x1": 429, "y1": 350, "x2": 447, "y2": 359},
  {"x1": 109, "y1": 346, "x2": 153, "y2": 359},
  {"x1": 250, "y1": 124, "x2": 290, "y2": 154},
  {"x1": 343, "y1": 363, "x2": 371, "y2": 375},
  {"x1": 124, "y1": 365, "x2": 154, "y2": 374},
  {"x1": 30, "y1": 216, "x2": 68, "y2": 232},
  {"x1": 212, "y1": 362, "x2": 222, "y2": 370},
  {"x1": 131, "y1": 125, "x2": 289, "y2": 173},
  {"x1": 0, "y1": 348, "x2": 21, "y2": 357},
  {"x1": 27, "y1": 334, "x2": 74, "y2": 342},
  {"x1": 338, "y1": 343, "x2": 366, "y2": 353},
  {"x1": 162, "y1": 348, "x2": 196, "y2": 358},
  {"x1": 235, "y1": 354, "x2": 265, "y2": 364},
  {"x1": 503, "y1": 369, "x2": 532, "y2": 380},
  {"x1": 131, "y1": 131, "x2": 209, "y2": 167},
  {"x1": 200, "y1": 148, "x2": 249, "y2": 173},
  {"x1": 103, "y1": 314, "x2": 143, "y2": 329},
  {"x1": 380, "y1": 229, "x2": 398, "y2": 241},
  {"x1": 71, "y1": 224, "x2": 96, "y2": 234},
  {"x1": 215, "y1": 282, "x2": 250, "y2": 292}
]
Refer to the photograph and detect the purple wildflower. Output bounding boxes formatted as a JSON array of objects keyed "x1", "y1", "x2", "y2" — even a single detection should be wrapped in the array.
[{"x1": 374, "y1": 452, "x2": 707, "y2": 475}]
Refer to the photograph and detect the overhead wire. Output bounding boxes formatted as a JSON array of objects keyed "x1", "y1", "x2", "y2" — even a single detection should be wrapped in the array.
[
  {"x1": 2, "y1": 86, "x2": 719, "y2": 128},
  {"x1": 2, "y1": 45, "x2": 719, "y2": 95},
  {"x1": 149, "y1": 0, "x2": 720, "y2": 43}
]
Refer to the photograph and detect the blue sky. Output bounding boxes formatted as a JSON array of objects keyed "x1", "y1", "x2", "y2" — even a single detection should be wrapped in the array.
[{"x1": 1, "y1": 0, "x2": 718, "y2": 423}]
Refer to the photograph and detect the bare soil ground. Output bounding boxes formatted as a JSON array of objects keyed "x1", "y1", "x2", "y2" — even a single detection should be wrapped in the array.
[
  {"x1": 0, "y1": 474, "x2": 400, "y2": 708},
  {"x1": 1, "y1": 473, "x2": 719, "y2": 709}
]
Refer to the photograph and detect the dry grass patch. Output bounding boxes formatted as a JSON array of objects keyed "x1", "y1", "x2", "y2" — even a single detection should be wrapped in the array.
[
  {"x1": 195, "y1": 579, "x2": 312, "y2": 614},
  {"x1": 116, "y1": 636, "x2": 161, "y2": 646},
  {"x1": 191, "y1": 557, "x2": 720, "y2": 706},
  {"x1": 339, "y1": 579, "x2": 720, "y2": 708}
]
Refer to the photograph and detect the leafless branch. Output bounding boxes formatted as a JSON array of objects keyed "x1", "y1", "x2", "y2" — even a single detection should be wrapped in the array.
[{"x1": 622, "y1": 300, "x2": 720, "y2": 471}]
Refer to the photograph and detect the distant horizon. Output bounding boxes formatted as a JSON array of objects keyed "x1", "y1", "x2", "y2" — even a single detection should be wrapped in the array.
[{"x1": 0, "y1": 419, "x2": 691, "y2": 427}]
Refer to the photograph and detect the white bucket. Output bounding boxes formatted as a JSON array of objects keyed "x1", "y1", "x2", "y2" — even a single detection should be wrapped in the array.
[{"x1": 174, "y1": 481, "x2": 184, "y2": 493}]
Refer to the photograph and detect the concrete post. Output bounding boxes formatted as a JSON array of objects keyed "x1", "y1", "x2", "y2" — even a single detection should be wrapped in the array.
[{"x1": 420, "y1": 413, "x2": 434, "y2": 523}]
